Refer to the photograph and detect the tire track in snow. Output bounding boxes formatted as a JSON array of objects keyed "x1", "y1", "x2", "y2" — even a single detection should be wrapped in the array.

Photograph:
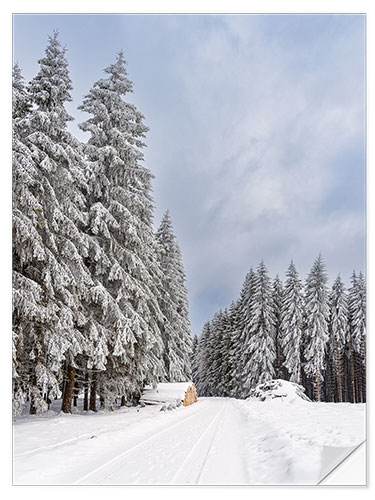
[
  {"x1": 170, "y1": 400, "x2": 227, "y2": 484},
  {"x1": 14, "y1": 403, "x2": 205, "y2": 460},
  {"x1": 72, "y1": 402, "x2": 213, "y2": 485}
]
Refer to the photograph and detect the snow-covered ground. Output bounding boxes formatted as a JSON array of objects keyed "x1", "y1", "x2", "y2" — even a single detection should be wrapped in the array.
[{"x1": 13, "y1": 385, "x2": 365, "y2": 485}]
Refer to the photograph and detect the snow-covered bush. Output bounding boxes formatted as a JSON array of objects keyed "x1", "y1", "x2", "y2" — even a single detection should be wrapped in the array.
[{"x1": 248, "y1": 379, "x2": 311, "y2": 403}]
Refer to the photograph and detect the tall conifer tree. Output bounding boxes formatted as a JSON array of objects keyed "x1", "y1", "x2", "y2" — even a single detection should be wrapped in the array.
[
  {"x1": 196, "y1": 321, "x2": 212, "y2": 396},
  {"x1": 236, "y1": 268, "x2": 257, "y2": 397},
  {"x1": 14, "y1": 33, "x2": 93, "y2": 414},
  {"x1": 272, "y1": 275, "x2": 284, "y2": 379},
  {"x1": 79, "y1": 50, "x2": 165, "y2": 406},
  {"x1": 244, "y1": 261, "x2": 276, "y2": 391},
  {"x1": 280, "y1": 261, "x2": 304, "y2": 384},
  {"x1": 303, "y1": 255, "x2": 330, "y2": 401},
  {"x1": 348, "y1": 271, "x2": 366, "y2": 403},
  {"x1": 328, "y1": 275, "x2": 348, "y2": 402},
  {"x1": 156, "y1": 210, "x2": 192, "y2": 382},
  {"x1": 191, "y1": 335, "x2": 200, "y2": 387}
]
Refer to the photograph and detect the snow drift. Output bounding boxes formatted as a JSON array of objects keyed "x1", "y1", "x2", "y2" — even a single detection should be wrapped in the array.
[{"x1": 248, "y1": 379, "x2": 311, "y2": 402}]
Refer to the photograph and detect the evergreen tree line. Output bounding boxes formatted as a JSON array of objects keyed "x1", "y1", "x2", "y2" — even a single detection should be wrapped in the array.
[
  {"x1": 191, "y1": 256, "x2": 366, "y2": 403},
  {"x1": 12, "y1": 32, "x2": 192, "y2": 416}
]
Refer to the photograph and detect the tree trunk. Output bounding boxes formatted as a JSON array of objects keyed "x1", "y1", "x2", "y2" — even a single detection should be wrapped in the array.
[
  {"x1": 315, "y1": 373, "x2": 320, "y2": 402},
  {"x1": 29, "y1": 375, "x2": 38, "y2": 414},
  {"x1": 349, "y1": 341, "x2": 356, "y2": 403},
  {"x1": 343, "y1": 352, "x2": 350, "y2": 403},
  {"x1": 29, "y1": 394, "x2": 37, "y2": 415},
  {"x1": 362, "y1": 343, "x2": 366, "y2": 402},
  {"x1": 89, "y1": 371, "x2": 97, "y2": 412},
  {"x1": 83, "y1": 371, "x2": 89, "y2": 411},
  {"x1": 315, "y1": 353, "x2": 320, "y2": 402},
  {"x1": 61, "y1": 364, "x2": 75, "y2": 414},
  {"x1": 336, "y1": 346, "x2": 342, "y2": 403},
  {"x1": 358, "y1": 359, "x2": 363, "y2": 403},
  {"x1": 121, "y1": 395, "x2": 126, "y2": 407},
  {"x1": 73, "y1": 379, "x2": 79, "y2": 407}
]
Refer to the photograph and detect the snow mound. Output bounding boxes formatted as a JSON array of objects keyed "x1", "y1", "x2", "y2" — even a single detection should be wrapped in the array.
[
  {"x1": 248, "y1": 379, "x2": 311, "y2": 403},
  {"x1": 140, "y1": 382, "x2": 192, "y2": 406}
]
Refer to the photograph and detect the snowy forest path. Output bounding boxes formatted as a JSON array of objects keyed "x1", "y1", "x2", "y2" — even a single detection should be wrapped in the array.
[
  {"x1": 170, "y1": 398, "x2": 250, "y2": 484},
  {"x1": 74, "y1": 399, "x2": 239, "y2": 485},
  {"x1": 13, "y1": 398, "x2": 276, "y2": 485},
  {"x1": 13, "y1": 397, "x2": 366, "y2": 485}
]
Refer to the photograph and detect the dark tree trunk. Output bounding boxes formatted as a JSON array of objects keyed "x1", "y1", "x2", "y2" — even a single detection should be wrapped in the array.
[
  {"x1": 361, "y1": 355, "x2": 366, "y2": 403},
  {"x1": 357, "y1": 356, "x2": 363, "y2": 403},
  {"x1": 336, "y1": 347, "x2": 342, "y2": 403},
  {"x1": 61, "y1": 360, "x2": 67, "y2": 406},
  {"x1": 29, "y1": 375, "x2": 38, "y2": 415},
  {"x1": 314, "y1": 353, "x2": 320, "y2": 402},
  {"x1": 349, "y1": 341, "x2": 356, "y2": 403},
  {"x1": 83, "y1": 371, "x2": 89, "y2": 411},
  {"x1": 29, "y1": 395, "x2": 37, "y2": 415},
  {"x1": 121, "y1": 395, "x2": 126, "y2": 407},
  {"x1": 315, "y1": 374, "x2": 320, "y2": 402},
  {"x1": 73, "y1": 379, "x2": 79, "y2": 407},
  {"x1": 89, "y1": 371, "x2": 97, "y2": 412},
  {"x1": 61, "y1": 364, "x2": 76, "y2": 414},
  {"x1": 343, "y1": 351, "x2": 350, "y2": 403},
  {"x1": 99, "y1": 391, "x2": 105, "y2": 409}
]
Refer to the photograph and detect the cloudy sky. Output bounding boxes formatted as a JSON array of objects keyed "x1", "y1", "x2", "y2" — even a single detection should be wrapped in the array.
[{"x1": 13, "y1": 14, "x2": 365, "y2": 335}]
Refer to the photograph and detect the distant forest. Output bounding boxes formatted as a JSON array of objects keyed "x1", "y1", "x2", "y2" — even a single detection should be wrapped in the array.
[{"x1": 192, "y1": 256, "x2": 366, "y2": 403}]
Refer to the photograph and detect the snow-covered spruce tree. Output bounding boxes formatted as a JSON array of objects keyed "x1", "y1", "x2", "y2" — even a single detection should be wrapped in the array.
[
  {"x1": 13, "y1": 34, "x2": 94, "y2": 414},
  {"x1": 28, "y1": 32, "x2": 95, "y2": 414},
  {"x1": 78, "y1": 51, "x2": 165, "y2": 407},
  {"x1": 280, "y1": 261, "x2": 304, "y2": 384},
  {"x1": 243, "y1": 261, "x2": 276, "y2": 392},
  {"x1": 303, "y1": 255, "x2": 330, "y2": 401},
  {"x1": 344, "y1": 271, "x2": 357, "y2": 402},
  {"x1": 224, "y1": 300, "x2": 239, "y2": 397},
  {"x1": 227, "y1": 298, "x2": 241, "y2": 398},
  {"x1": 191, "y1": 335, "x2": 200, "y2": 387},
  {"x1": 348, "y1": 271, "x2": 366, "y2": 403},
  {"x1": 272, "y1": 275, "x2": 284, "y2": 379},
  {"x1": 356, "y1": 272, "x2": 366, "y2": 402},
  {"x1": 234, "y1": 268, "x2": 257, "y2": 398},
  {"x1": 156, "y1": 210, "x2": 192, "y2": 382},
  {"x1": 204, "y1": 311, "x2": 225, "y2": 397},
  {"x1": 220, "y1": 307, "x2": 236, "y2": 397},
  {"x1": 209, "y1": 309, "x2": 232, "y2": 397},
  {"x1": 196, "y1": 321, "x2": 213, "y2": 396},
  {"x1": 12, "y1": 63, "x2": 48, "y2": 415},
  {"x1": 12, "y1": 63, "x2": 31, "y2": 120},
  {"x1": 327, "y1": 275, "x2": 348, "y2": 402}
]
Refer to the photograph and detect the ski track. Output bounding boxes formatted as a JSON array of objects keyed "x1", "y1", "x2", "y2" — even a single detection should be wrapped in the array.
[
  {"x1": 73, "y1": 401, "x2": 216, "y2": 484},
  {"x1": 76, "y1": 399, "x2": 258, "y2": 485},
  {"x1": 170, "y1": 402, "x2": 226, "y2": 484},
  {"x1": 74, "y1": 401, "x2": 227, "y2": 485}
]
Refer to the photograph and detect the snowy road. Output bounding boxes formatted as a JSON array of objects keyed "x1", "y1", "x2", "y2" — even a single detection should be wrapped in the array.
[
  {"x1": 13, "y1": 397, "x2": 365, "y2": 485},
  {"x1": 74, "y1": 399, "x2": 243, "y2": 485}
]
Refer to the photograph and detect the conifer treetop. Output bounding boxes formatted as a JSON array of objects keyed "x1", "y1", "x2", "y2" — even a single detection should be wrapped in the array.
[{"x1": 29, "y1": 31, "x2": 73, "y2": 123}]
